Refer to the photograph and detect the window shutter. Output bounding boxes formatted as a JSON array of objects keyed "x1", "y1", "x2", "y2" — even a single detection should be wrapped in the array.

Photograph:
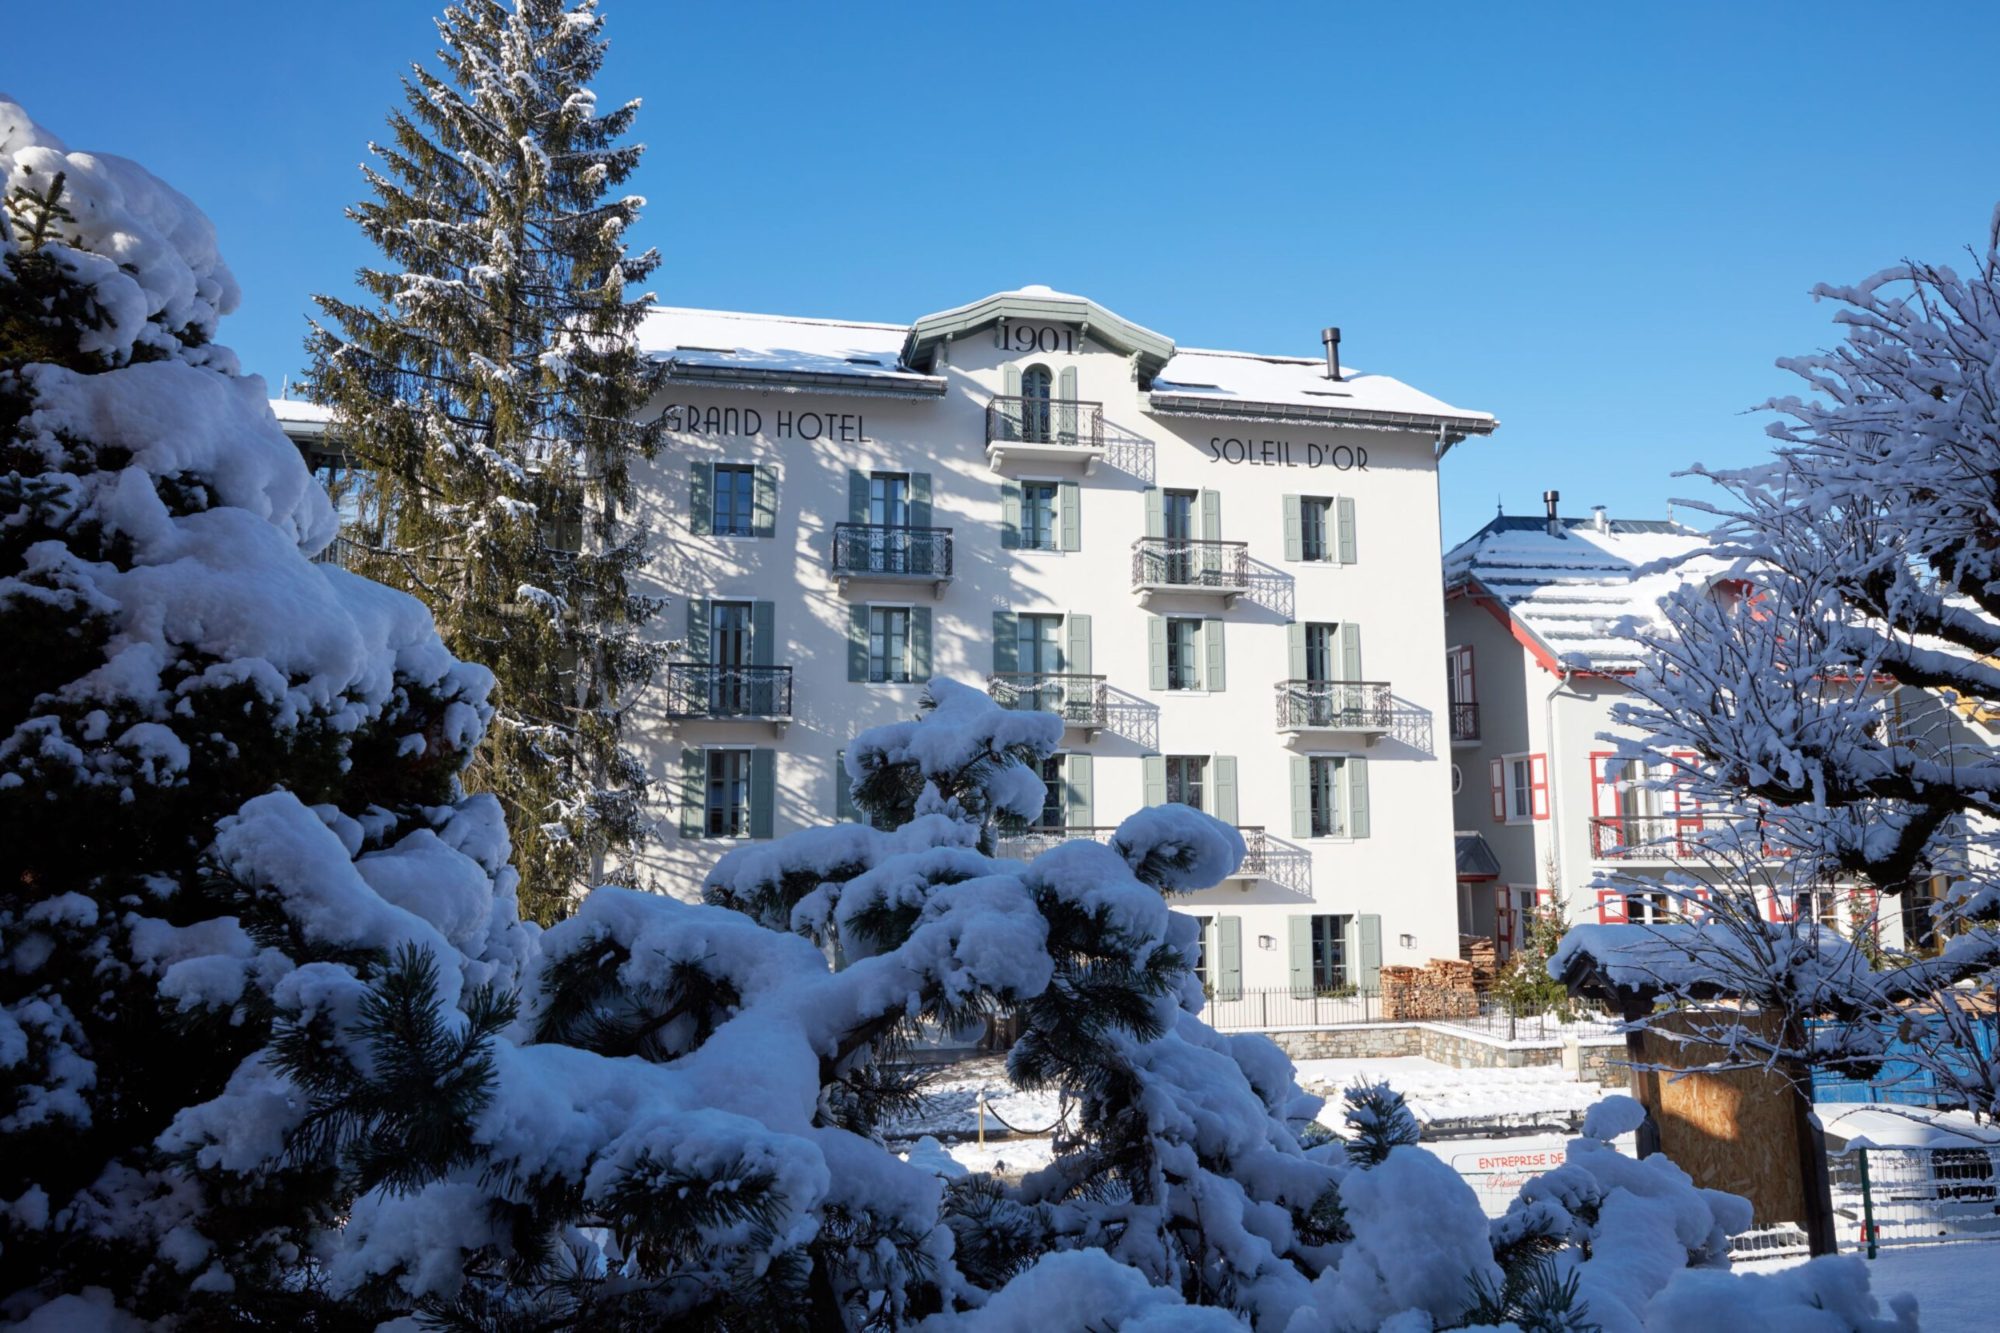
[
  {"x1": 1490, "y1": 758, "x2": 1506, "y2": 823},
  {"x1": 1356, "y1": 915, "x2": 1383, "y2": 990},
  {"x1": 909, "y1": 471, "x2": 932, "y2": 529},
  {"x1": 835, "y1": 750, "x2": 856, "y2": 822},
  {"x1": 1000, "y1": 481, "x2": 1022, "y2": 550},
  {"x1": 1287, "y1": 621, "x2": 1307, "y2": 679},
  {"x1": 1200, "y1": 488, "x2": 1221, "y2": 541},
  {"x1": 1339, "y1": 622, "x2": 1363, "y2": 682},
  {"x1": 1287, "y1": 916, "x2": 1313, "y2": 999},
  {"x1": 909, "y1": 606, "x2": 932, "y2": 681},
  {"x1": 1530, "y1": 754, "x2": 1550, "y2": 820},
  {"x1": 1596, "y1": 890, "x2": 1628, "y2": 924},
  {"x1": 680, "y1": 748, "x2": 704, "y2": 837},
  {"x1": 689, "y1": 461, "x2": 713, "y2": 536},
  {"x1": 1143, "y1": 755, "x2": 1167, "y2": 807},
  {"x1": 1217, "y1": 916, "x2": 1243, "y2": 1001},
  {"x1": 1203, "y1": 617, "x2": 1226, "y2": 691},
  {"x1": 1345, "y1": 756, "x2": 1370, "y2": 839},
  {"x1": 1290, "y1": 756, "x2": 1311, "y2": 839},
  {"x1": 1143, "y1": 485, "x2": 1164, "y2": 539},
  {"x1": 848, "y1": 469, "x2": 870, "y2": 525},
  {"x1": 751, "y1": 601, "x2": 775, "y2": 667},
  {"x1": 1283, "y1": 495, "x2": 1303, "y2": 561},
  {"x1": 1065, "y1": 612, "x2": 1092, "y2": 679},
  {"x1": 1056, "y1": 365, "x2": 1078, "y2": 445},
  {"x1": 1212, "y1": 755, "x2": 1239, "y2": 824},
  {"x1": 1336, "y1": 495, "x2": 1357, "y2": 564},
  {"x1": 1059, "y1": 479, "x2": 1081, "y2": 551},
  {"x1": 749, "y1": 749, "x2": 776, "y2": 839},
  {"x1": 685, "y1": 598, "x2": 711, "y2": 664},
  {"x1": 847, "y1": 605, "x2": 869, "y2": 683},
  {"x1": 1001, "y1": 363, "x2": 1022, "y2": 439},
  {"x1": 752, "y1": 465, "x2": 778, "y2": 538},
  {"x1": 1064, "y1": 753, "x2": 1093, "y2": 829},
  {"x1": 992, "y1": 610, "x2": 1018, "y2": 675},
  {"x1": 1148, "y1": 615, "x2": 1168, "y2": 690}
]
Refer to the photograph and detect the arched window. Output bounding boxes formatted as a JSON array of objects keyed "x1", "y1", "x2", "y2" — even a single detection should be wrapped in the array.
[{"x1": 1020, "y1": 364, "x2": 1052, "y2": 442}]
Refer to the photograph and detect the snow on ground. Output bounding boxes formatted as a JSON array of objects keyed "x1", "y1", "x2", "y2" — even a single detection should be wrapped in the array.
[
  {"x1": 1738, "y1": 1240, "x2": 1997, "y2": 1333},
  {"x1": 1294, "y1": 1055, "x2": 1609, "y2": 1131},
  {"x1": 890, "y1": 1056, "x2": 1067, "y2": 1140}
]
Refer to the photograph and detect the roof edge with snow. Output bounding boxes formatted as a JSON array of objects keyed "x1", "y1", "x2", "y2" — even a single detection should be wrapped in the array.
[{"x1": 902, "y1": 288, "x2": 1175, "y2": 378}]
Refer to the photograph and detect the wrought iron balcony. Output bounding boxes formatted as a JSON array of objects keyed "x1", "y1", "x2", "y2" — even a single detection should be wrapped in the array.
[
  {"x1": 830, "y1": 523, "x2": 953, "y2": 596},
  {"x1": 1590, "y1": 814, "x2": 1702, "y2": 861},
  {"x1": 986, "y1": 672, "x2": 1108, "y2": 734},
  {"x1": 985, "y1": 395, "x2": 1105, "y2": 469},
  {"x1": 664, "y1": 663, "x2": 793, "y2": 726},
  {"x1": 1230, "y1": 826, "x2": 1272, "y2": 880},
  {"x1": 1449, "y1": 700, "x2": 1480, "y2": 744},
  {"x1": 1131, "y1": 537, "x2": 1251, "y2": 606},
  {"x1": 994, "y1": 825, "x2": 1117, "y2": 861},
  {"x1": 1274, "y1": 680, "x2": 1393, "y2": 735}
]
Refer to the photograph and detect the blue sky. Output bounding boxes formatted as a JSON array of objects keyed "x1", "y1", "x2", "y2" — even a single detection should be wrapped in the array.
[{"x1": 9, "y1": 1, "x2": 1999, "y2": 544}]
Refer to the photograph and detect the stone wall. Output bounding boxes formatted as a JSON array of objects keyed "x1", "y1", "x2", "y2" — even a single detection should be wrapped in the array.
[
  {"x1": 1259, "y1": 1025, "x2": 1632, "y2": 1091},
  {"x1": 1260, "y1": 1025, "x2": 1422, "y2": 1062}
]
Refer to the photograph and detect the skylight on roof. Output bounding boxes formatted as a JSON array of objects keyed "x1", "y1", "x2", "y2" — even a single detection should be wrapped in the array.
[
  {"x1": 844, "y1": 356, "x2": 884, "y2": 366},
  {"x1": 675, "y1": 344, "x2": 735, "y2": 354},
  {"x1": 1301, "y1": 389, "x2": 1353, "y2": 399}
]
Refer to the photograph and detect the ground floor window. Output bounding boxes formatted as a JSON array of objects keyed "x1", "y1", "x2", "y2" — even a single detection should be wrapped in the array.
[{"x1": 1310, "y1": 913, "x2": 1350, "y2": 991}]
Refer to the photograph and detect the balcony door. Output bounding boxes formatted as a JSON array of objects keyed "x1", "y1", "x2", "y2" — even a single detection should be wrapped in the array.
[
  {"x1": 1018, "y1": 613, "x2": 1064, "y2": 713},
  {"x1": 868, "y1": 472, "x2": 909, "y2": 573},
  {"x1": 710, "y1": 601, "x2": 753, "y2": 714},
  {"x1": 1163, "y1": 488, "x2": 1197, "y2": 584},
  {"x1": 1020, "y1": 365, "x2": 1052, "y2": 443}
]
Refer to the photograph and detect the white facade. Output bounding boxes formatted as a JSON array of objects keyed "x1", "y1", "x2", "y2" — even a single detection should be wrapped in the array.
[{"x1": 622, "y1": 287, "x2": 1497, "y2": 996}]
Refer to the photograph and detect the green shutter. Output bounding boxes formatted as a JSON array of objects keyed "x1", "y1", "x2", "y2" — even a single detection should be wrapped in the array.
[
  {"x1": 1143, "y1": 755, "x2": 1167, "y2": 807},
  {"x1": 1211, "y1": 755, "x2": 1238, "y2": 824},
  {"x1": 1290, "y1": 756, "x2": 1311, "y2": 838},
  {"x1": 992, "y1": 610, "x2": 1018, "y2": 675},
  {"x1": 848, "y1": 469, "x2": 870, "y2": 524},
  {"x1": 1059, "y1": 479, "x2": 1081, "y2": 551},
  {"x1": 680, "y1": 748, "x2": 705, "y2": 837},
  {"x1": 1057, "y1": 365, "x2": 1078, "y2": 445},
  {"x1": 1217, "y1": 916, "x2": 1243, "y2": 1001},
  {"x1": 1200, "y1": 489, "x2": 1221, "y2": 540},
  {"x1": 1003, "y1": 362, "x2": 1022, "y2": 396},
  {"x1": 848, "y1": 604, "x2": 869, "y2": 682},
  {"x1": 1287, "y1": 621, "x2": 1307, "y2": 679},
  {"x1": 685, "y1": 598, "x2": 711, "y2": 663},
  {"x1": 1203, "y1": 618, "x2": 1226, "y2": 691},
  {"x1": 909, "y1": 606, "x2": 932, "y2": 682},
  {"x1": 751, "y1": 601, "x2": 775, "y2": 667},
  {"x1": 909, "y1": 471, "x2": 932, "y2": 529},
  {"x1": 1356, "y1": 914, "x2": 1383, "y2": 990},
  {"x1": 1283, "y1": 495, "x2": 1302, "y2": 561},
  {"x1": 689, "y1": 461, "x2": 713, "y2": 536},
  {"x1": 1148, "y1": 615, "x2": 1168, "y2": 690},
  {"x1": 749, "y1": 749, "x2": 776, "y2": 839},
  {"x1": 1065, "y1": 613, "x2": 1092, "y2": 678},
  {"x1": 1337, "y1": 495, "x2": 1357, "y2": 565},
  {"x1": 1144, "y1": 486, "x2": 1164, "y2": 539},
  {"x1": 1288, "y1": 916, "x2": 1313, "y2": 999},
  {"x1": 1340, "y1": 622, "x2": 1363, "y2": 682},
  {"x1": 1345, "y1": 756, "x2": 1371, "y2": 839},
  {"x1": 1001, "y1": 363, "x2": 1022, "y2": 439},
  {"x1": 835, "y1": 750, "x2": 856, "y2": 822},
  {"x1": 752, "y1": 465, "x2": 777, "y2": 538},
  {"x1": 1000, "y1": 480, "x2": 1022, "y2": 550},
  {"x1": 1064, "y1": 753, "x2": 1093, "y2": 828}
]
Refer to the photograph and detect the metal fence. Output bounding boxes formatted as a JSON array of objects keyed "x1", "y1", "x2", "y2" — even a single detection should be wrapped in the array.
[
  {"x1": 1200, "y1": 987, "x2": 1620, "y2": 1040},
  {"x1": 830, "y1": 523, "x2": 953, "y2": 578},
  {"x1": 662, "y1": 663, "x2": 793, "y2": 719},
  {"x1": 1273, "y1": 680, "x2": 1395, "y2": 731},
  {"x1": 1130, "y1": 537, "x2": 1251, "y2": 590},
  {"x1": 1831, "y1": 1147, "x2": 2000, "y2": 1251},
  {"x1": 986, "y1": 395, "x2": 1102, "y2": 449},
  {"x1": 987, "y1": 673, "x2": 1108, "y2": 729}
]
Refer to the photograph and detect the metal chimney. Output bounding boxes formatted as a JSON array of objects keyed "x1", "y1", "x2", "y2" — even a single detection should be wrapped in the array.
[
  {"x1": 1543, "y1": 489, "x2": 1562, "y2": 537},
  {"x1": 1321, "y1": 327, "x2": 1342, "y2": 381},
  {"x1": 1591, "y1": 504, "x2": 1609, "y2": 533}
]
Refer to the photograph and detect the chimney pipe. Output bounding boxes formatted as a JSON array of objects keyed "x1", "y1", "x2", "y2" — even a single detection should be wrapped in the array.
[
  {"x1": 1321, "y1": 326, "x2": 1342, "y2": 381},
  {"x1": 1591, "y1": 504, "x2": 1609, "y2": 533},
  {"x1": 1543, "y1": 489, "x2": 1562, "y2": 538}
]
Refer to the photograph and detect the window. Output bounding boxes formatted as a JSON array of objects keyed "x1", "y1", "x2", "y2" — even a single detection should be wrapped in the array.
[
  {"x1": 1510, "y1": 759, "x2": 1532, "y2": 821},
  {"x1": 1497, "y1": 753, "x2": 1548, "y2": 824},
  {"x1": 1037, "y1": 754, "x2": 1064, "y2": 828},
  {"x1": 1022, "y1": 481, "x2": 1058, "y2": 550},
  {"x1": 869, "y1": 472, "x2": 909, "y2": 527},
  {"x1": 1309, "y1": 757, "x2": 1343, "y2": 837},
  {"x1": 1304, "y1": 622, "x2": 1335, "y2": 683},
  {"x1": 868, "y1": 606, "x2": 910, "y2": 683},
  {"x1": 1162, "y1": 489, "x2": 1197, "y2": 584},
  {"x1": 709, "y1": 601, "x2": 754, "y2": 714},
  {"x1": 1165, "y1": 755, "x2": 1208, "y2": 810},
  {"x1": 1309, "y1": 914, "x2": 1350, "y2": 991},
  {"x1": 713, "y1": 464, "x2": 756, "y2": 536},
  {"x1": 1447, "y1": 644, "x2": 1477, "y2": 742},
  {"x1": 1300, "y1": 496, "x2": 1333, "y2": 561},
  {"x1": 1189, "y1": 915, "x2": 1212, "y2": 990},
  {"x1": 705, "y1": 749, "x2": 751, "y2": 837},
  {"x1": 1623, "y1": 890, "x2": 1669, "y2": 925},
  {"x1": 1166, "y1": 617, "x2": 1202, "y2": 690},
  {"x1": 1020, "y1": 365, "x2": 1053, "y2": 442}
]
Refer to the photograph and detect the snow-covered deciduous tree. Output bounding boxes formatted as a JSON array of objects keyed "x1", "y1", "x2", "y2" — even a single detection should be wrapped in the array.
[
  {"x1": 1584, "y1": 208, "x2": 2000, "y2": 1116},
  {"x1": 306, "y1": 0, "x2": 668, "y2": 923}
]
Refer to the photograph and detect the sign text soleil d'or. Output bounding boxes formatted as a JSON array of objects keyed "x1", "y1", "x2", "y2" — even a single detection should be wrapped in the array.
[
  {"x1": 660, "y1": 404, "x2": 869, "y2": 443},
  {"x1": 1206, "y1": 436, "x2": 1368, "y2": 471}
]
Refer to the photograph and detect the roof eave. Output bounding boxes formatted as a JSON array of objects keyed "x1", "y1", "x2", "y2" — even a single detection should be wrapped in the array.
[
  {"x1": 1146, "y1": 392, "x2": 1498, "y2": 438},
  {"x1": 660, "y1": 360, "x2": 948, "y2": 400}
]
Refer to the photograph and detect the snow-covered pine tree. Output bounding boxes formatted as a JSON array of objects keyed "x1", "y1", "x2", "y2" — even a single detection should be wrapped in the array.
[
  {"x1": 306, "y1": 0, "x2": 667, "y2": 923},
  {"x1": 0, "y1": 100, "x2": 532, "y2": 1325},
  {"x1": 1584, "y1": 207, "x2": 2000, "y2": 1115}
]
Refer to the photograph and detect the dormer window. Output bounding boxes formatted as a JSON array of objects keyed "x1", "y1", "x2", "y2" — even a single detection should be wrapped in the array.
[{"x1": 1020, "y1": 364, "x2": 1053, "y2": 443}]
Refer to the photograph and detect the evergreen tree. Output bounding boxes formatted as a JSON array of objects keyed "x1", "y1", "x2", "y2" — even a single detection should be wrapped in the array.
[{"x1": 306, "y1": 0, "x2": 667, "y2": 923}]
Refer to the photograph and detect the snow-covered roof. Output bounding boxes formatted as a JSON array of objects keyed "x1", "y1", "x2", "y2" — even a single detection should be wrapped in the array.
[
  {"x1": 268, "y1": 396, "x2": 334, "y2": 441},
  {"x1": 1445, "y1": 514, "x2": 1721, "y2": 673},
  {"x1": 1149, "y1": 348, "x2": 1496, "y2": 438},
  {"x1": 1817, "y1": 1103, "x2": 2000, "y2": 1152},
  {"x1": 1455, "y1": 831, "x2": 1502, "y2": 879},
  {"x1": 638, "y1": 306, "x2": 944, "y2": 398}
]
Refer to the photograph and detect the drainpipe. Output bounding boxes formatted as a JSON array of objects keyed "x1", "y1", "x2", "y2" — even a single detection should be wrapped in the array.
[{"x1": 1544, "y1": 667, "x2": 1574, "y2": 912}]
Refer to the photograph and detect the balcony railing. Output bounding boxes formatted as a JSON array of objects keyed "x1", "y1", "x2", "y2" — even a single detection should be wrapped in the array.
[
  {"x1": 663, "y1": 663, "x2": 793, "y2": 720},
  {"x1": 1274, "y1": 680, "x2": 1394, "y2": 732},
  {"x1": 994, "y1": 825, "x2": 1118, "y2": 861},
  {"x1": 1131, "y1": 537, "x2": 1251, "y2": 597},
  {"x1": 986, "y1": 673, "x2": 1108, "y2": 731},
  {"x1": 830, "y1": 523, "x2": 953, "y2": 583},
  {"x1": 986, "y1": 395, "x2": 1104, "y2": 450},
  {"x1": 1233, "y1": 826, "x2": 1271, "y2": 879},
  {"x1": 1449, "y1": 700, "x2": 1480, "y2": 743},
  {"x1": 1590, "y1": 814, "x2": 1703, "y2": 860}
]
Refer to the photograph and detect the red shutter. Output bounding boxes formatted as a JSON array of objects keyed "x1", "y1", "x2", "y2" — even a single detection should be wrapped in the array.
[
  {"x1": 1767, "y1": 888, "x2": 1795, "y2": 923},
  {"x1": 1490, "y1": 759, "x2": 1505, "y2": 823},
  {"x1": 1596, "y1": 889, "x2": 1628, "y2": 924},
  {"x1": 1589, "y1": 751, "x2": 1616, "y2": 855},
  {"x1": 1529, "y1": 754, "x2": 1550, "y2": 821},
  {"x1": 1681, "y1": 885, "x2": 1712, "y2": 924}
]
